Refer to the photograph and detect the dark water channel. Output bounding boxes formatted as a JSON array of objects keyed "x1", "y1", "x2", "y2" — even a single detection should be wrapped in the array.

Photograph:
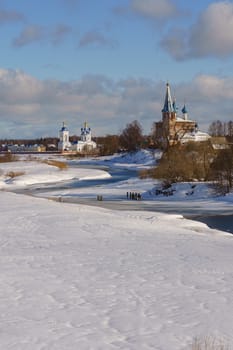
[{"x1": 189, "y1": 214, "x2": 233, "y2": 234}]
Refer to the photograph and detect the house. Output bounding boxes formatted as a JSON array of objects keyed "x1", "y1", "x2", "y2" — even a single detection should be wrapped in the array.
[
  {"x1": 210, "y1": 137, "x2": 229, "y2": 150},
  {"x1": 155, "y1": 83, "x2": 210, "y2": 147},
  {"x1": 7, "y1": 144, "x2": 46, "y2": 153}
]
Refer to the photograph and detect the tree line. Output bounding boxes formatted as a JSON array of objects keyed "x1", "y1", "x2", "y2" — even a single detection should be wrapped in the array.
[
  {"x1": 1, "y1": 118, "x2": 233, "y2": 194},
  {"x1": 96, "y1": 120, "x2": 149, "y2": 155},
  {"x1": 208, "y1": 120, "x2": 233, "y2": 137}
]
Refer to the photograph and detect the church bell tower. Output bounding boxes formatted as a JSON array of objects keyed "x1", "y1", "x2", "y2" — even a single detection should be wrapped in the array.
[
  {"x1": 58, "y1": 122, "x2": 71, "y2": 151},
  {"x1": 162, "y1": 82, "x2": 176, "y2": 122}
]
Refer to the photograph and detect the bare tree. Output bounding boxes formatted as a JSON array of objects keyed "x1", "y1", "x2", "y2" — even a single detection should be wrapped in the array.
[
  {"x1": 148, "y1": 141, "x2": 214, "y2": 183},
  {"x1": 210, "y1": 147, "x2": 233, "y2": 194},
  {"x1": 227, "y1": 121, "x2": 233, "y2": 137},
  {"x1": 208, "y1": 120, "x2": 225, "y2": 136},
  {"x1": 119, "y1": 120, "x2": 143, "y2": 151},
  {"x1": 97, "y1": 135, "x2": 119, "y2": 155}
]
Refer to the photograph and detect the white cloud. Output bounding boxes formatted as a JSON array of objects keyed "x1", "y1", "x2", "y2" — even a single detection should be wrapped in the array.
[
  {"x1": 0, "y1": 69, "x2": 44, "y2": 103},
  {"x1": 79, "y1": 30, "x2": 117, "y2": 48},
  {"x1": 160, "y1": 27, "x2": 188, "y2": 60},
  {"x1": 130, "y1": 0, "x2": 178, "y2": 20},
  {"x1": 193, "y1": 75, "x2": 232, "y2": 99},
  {"x1": 190, "y1": 1, "x2": 233, "y2": 58},
  {"x1": 161, "y1": 1, "x2": 233, "y2": 60},
  {"x1": 0, "y1": 69, "x2": 233, "y2": 138},
  {"x1": 13, "y1": 25, "x2": 45, "y2": 47},
  {"x1": 51, "y1": 24, "x2": 72, "y2": 45},
  {"x1": 0, "y1": 8, "x2": 25, "y2": 24},
  {"x1": 171, "y1": 75, "x2": 233, "y2": 132},
  {"x1": 13, "y1": 24, "x2": 72, "y2": 47},
  {"x1": 0, "y1": 70, "x2": 159, "y2": 138}
]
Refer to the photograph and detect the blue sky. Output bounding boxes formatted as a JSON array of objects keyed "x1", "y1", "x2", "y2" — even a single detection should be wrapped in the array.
[{"x1": 0, "y1": 0, "x2": 233, "y2": 138}]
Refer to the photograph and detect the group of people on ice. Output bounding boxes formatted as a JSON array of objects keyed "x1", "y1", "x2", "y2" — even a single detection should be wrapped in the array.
[{"x1": 126, "y1": 192, "x2": 142, "y2": 200}]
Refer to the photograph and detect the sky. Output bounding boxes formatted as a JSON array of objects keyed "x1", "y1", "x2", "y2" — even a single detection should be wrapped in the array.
[{"x1": 1, "y1": 0, "x2": 233, "y2": 138}]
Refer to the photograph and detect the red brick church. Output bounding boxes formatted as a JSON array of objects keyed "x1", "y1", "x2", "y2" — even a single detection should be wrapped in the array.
[{"x1": 155, "y1": 83, "x2": 209, "y2": 147}]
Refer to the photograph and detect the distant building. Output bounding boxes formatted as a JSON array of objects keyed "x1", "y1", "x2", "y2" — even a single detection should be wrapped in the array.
[
  {"x1": 210, "y1": 137, "x2": 229, "y2": 150},
  {"x1": 7, "y1": 144, "x2": 46, "y2": 153},
  {"x1": 58, "y1": 122, "x2": 97, "y2": 153},
  {"x1": 58, "y1": 122, "x2": 71, "y2": 152},
  {"x1": 155, "y1": 83, "x2": 210, "y2": 147}
]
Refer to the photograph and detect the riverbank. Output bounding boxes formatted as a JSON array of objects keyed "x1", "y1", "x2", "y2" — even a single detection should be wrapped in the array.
[{"x1": 1, "y1": 150, "x2": 233, "y2": 234}]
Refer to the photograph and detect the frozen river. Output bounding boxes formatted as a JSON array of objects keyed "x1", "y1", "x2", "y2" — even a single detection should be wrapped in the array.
[{"x1": 25, "y1": 163, "x2": 233, "y2": 234}]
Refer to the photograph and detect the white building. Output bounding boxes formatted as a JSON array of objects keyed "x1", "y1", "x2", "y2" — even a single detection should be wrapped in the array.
[
  {"x1": 58, "y1": 122, "x2": 71, "y2": 152},
  {"x1": 58, "y1": 122, "x2": 97, "y2": 153},
  {"x1": 180, "y1": 130, "x2": 211, "y2": 144}
]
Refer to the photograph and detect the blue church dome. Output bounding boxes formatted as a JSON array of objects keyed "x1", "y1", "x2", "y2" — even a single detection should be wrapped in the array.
[
  {"x1": 60, "y1": 122, "x2": 68, "y2": 132},
  {"x1": 182, "y1": 104, "x2": 188, "y2": 114}
]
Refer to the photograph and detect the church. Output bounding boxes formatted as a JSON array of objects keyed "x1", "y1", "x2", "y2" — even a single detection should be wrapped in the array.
[
  {"x1": 58, "y1": 122, "x2": 97, "y2": 153},
  {"x1": 155, "y1": 83, "x2": 210, "y2": 147}
]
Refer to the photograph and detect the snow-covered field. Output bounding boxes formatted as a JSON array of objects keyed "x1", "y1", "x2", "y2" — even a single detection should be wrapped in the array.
[{"x1": 0, "y1": 152, "x2": 233, "y2": 349}]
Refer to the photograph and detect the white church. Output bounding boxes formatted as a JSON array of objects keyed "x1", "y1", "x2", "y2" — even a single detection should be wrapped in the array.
[{"x1": 58, "y1": 122, "x2": 97, "y2": 153}]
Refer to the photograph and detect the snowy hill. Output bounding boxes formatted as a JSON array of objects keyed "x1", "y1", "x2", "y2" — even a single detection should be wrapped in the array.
[
  {"x1": 78, "y1": 149, "x2": 162, "y2": 169},
  {"x1": 0, "y1": 191, "x2": 233, "y2": 350}
]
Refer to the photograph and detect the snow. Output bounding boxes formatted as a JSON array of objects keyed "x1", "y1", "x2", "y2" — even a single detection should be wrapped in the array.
[
  {"x1": 0, "y1": 159, "x2": 111, "y2": 189},
  {"x1": 76, "y1": 149, "x2": 162, "y2": 169},
  {"x1": 181, "y1": 131, "x2": 211, "y2": 144},
  {"x1": 0, "y1": 151, "x2": 233, "y2": 349}
]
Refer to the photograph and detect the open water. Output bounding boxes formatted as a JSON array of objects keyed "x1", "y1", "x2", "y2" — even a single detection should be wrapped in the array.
[{"x1": 190, "y1": 214, "x2": 233, "y2": 234}]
